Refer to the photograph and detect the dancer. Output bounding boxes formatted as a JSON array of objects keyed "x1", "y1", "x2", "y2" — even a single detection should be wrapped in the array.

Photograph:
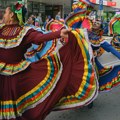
[
  {"x1": 65, "y1": 0, "x2": 120, "y2": 92},
  {"x1": 88, "y1": 19, "x2": 120, "y2": 91},
  {"x1": 0, "y1": 1, "x2": 98, "y2": 119}
]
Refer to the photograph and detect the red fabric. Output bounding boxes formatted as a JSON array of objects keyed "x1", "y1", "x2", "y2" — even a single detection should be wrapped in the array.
[
  {"x1": 18, "y1": 32, "x2": 84, "y2": 120},
  {"x1": 0, "y1": 25, "x2": 86, "y2": 120},
  {"x1": 0, "y1": 24, "x2": 23, "y2": 39},
  {"x1": 24, "y1": 29, "x2": 61, "y2": 44},
  {"x1": 0, "y1": 45, "x2": 31, "y2": 63},
  {"x1": 82, "y1": 18, "x2": 92, "y2": 30},
  {"x1": 0, "y1": 26, "x2": 61, "y2": 63}
]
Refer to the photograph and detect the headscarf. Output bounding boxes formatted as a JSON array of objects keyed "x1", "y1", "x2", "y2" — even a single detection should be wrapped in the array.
[{"x1": 11, "y1": 1, "x2": 27, "y2": 25}]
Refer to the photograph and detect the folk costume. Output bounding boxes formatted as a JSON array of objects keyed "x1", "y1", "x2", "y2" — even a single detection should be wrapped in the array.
[
  {"x1": 65, "y1": 0, "x2": 120, "y2": 92},
  {"x1": 0, "y1": 1, "x2": 98, "y2": 119},
  {"x1": 88, "y1": 26, "x2": 120, "y2": 91}
]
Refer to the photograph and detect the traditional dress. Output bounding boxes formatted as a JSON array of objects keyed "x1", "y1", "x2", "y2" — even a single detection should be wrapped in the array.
[
  {"x1": 0, "y1": 24, "x2": 98, "y2": 120},
  {"x1": 25, "y1": 19, "x2": 65, "y2": 62},
  {"x1": 65, "y1": 0, "x2": 120, "y2": 92},
  {"x1": 88, "y1": 28, "x2": 120, "y2": 91}
]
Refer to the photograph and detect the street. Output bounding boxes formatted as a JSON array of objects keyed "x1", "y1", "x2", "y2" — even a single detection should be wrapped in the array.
[{"x1": 46, "y1": 85, "x2": 120, "y2": 120}]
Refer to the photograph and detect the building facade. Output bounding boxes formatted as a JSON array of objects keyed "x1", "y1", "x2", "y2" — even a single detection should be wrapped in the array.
[
  {"x1": 27, "y1": 0, "x2": 71, "y2": 20},
  {"x1": 0, "y1": 0, "x2": 120, "y2": 21},
  {"x1": 0, "y1": 0, "x2": 72, "y2": 20},
  {"x1": 112, "y1": 0, "x2": 120, "y2": 9}
]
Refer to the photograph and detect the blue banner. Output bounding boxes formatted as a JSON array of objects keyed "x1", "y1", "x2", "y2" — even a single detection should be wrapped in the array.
[{"x1": 99, "y1": 0, "x2": 103, "y2": 10}]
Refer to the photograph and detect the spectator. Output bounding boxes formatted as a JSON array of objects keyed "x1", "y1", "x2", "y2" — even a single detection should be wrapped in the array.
[
  {"x1": 55, "y1": 11, "x2": 61, "y2": 20},
  {"x1": 26, "y1": 16, "x2": 35, "y2": 27}
]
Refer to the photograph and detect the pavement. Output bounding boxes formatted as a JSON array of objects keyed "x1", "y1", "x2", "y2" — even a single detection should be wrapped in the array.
[
  {"x1": 45, "y1": 86, "x2": 120, "y2": 120},
  {"x1": 97, "y1": 36, "x2": 120, "y2": 67},
  {"x1": 45, "y1": 36, "x2": 120, "y2": 120}
]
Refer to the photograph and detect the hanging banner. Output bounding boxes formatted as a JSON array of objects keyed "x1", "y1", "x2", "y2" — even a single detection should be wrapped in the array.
[{"x1": 90, "y1": 0, "x2": 116, "y2": 6}]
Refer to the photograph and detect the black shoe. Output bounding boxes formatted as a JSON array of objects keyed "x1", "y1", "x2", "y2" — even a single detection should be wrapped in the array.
[{"x1": 87, "y1": 102, "x2": 94, "y2": 109}]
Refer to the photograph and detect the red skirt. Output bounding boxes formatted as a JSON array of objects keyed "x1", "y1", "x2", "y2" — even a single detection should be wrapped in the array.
[{"x1": 0, "y1": 30, "x2": 98, "y2": 120}]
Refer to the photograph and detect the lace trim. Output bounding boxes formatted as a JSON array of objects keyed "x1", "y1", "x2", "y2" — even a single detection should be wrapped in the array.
[{"x1": 0, "y1": 26, "x2": 31, "y2": 49}]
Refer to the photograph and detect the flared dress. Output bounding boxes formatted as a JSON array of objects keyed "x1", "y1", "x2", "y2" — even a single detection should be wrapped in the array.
[
  {"x1": 88, "y1": 28, "x2": 120, "y2": 92},
  {"x1": 0, "y1": 24, "x2": 98, "y2": 120}
]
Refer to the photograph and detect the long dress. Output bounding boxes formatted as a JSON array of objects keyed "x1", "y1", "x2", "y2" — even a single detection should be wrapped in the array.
[
  {"x1": 0, "y1": 24, "x2": 98, "y2": 120},
  {"x1": 88, "y1": 28, "x2": 120, "y2": 91},
  {"x1": 65, "y1": 4, "x2": 120, "y2": 92}
]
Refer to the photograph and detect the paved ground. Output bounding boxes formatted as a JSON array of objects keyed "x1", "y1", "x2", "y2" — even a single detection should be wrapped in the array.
[
  {"x1": 97, "y1": 36, "x2": 120, "y2": 67},
  {"x1": 45, "y1": 36, "x2": 120, "y2": 120},
  {"x1": 45, "y1": 86, "x2": 120, "y2": 120}
]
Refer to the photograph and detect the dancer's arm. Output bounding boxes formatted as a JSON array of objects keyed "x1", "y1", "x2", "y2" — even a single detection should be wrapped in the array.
[
  {"x1": 25, "y1": 28, "x2": 69, "y2": 44},
  {"x1": 101, "y1": 41, "x2": 120, "y2": 59}
]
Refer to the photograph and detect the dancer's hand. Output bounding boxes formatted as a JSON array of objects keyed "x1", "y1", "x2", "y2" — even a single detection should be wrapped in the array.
[{"x1": 60, "y1": 28, "x2": 71, "y2": 38}]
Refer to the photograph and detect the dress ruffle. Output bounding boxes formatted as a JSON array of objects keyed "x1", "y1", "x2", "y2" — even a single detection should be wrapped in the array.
[
  {"x1": 0, "y1": 53, "x2": 63, "y2": 119},
  {"x1": 99, "y1": 66, "x2": 120, "y2": 91},
  {"x1": 96, "y1": 50, "x2": 120, "y2": 91},
  {"x1": 0, "y1": 25, "x2": 31, "y2": 49},
  {"x1": 0, "y1": 60, "x2": 31, "y2": 75},
  {"x1": 54, "y1": 29, "x2": 98, "y2": 110},
  {"x1": 0, "y1": 29, "x2": 98, "y2": 119}
]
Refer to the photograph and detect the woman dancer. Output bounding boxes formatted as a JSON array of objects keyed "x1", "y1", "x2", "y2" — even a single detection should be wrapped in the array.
[{"x1": 0, "y1": 1, "x2": 98, "y2": 120}]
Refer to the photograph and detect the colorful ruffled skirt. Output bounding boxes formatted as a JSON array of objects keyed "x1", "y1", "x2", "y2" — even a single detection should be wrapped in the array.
[{"x1": 0, "y1": 30, "x2": 98, "y2": 120}]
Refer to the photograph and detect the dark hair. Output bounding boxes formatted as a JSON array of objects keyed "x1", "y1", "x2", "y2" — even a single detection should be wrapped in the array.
[
  {"x1": 31, "y1": 16, "x2": 35, "y2": 25},
  {"x1": 100, "y1": 24, "x2": 103, "y2": 29},
  {"x1": 22, "y1": 5, "x2": 27, "y2": 23}
]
